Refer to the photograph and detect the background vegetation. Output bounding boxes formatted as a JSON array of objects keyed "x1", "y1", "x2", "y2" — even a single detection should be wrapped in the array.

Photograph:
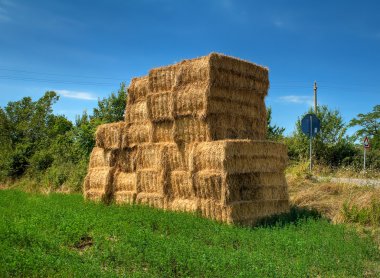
[{"x1": 0, "y1": 86, "x2": 378, "y2": 192}]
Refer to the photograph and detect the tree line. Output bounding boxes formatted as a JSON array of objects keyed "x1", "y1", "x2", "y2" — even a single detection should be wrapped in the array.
[{"x1": 0, "y1": 84, "x2": 378, "y2": 191}]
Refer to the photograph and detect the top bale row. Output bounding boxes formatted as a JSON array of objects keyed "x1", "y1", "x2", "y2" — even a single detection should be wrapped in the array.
[{"x1": 128, "y1": 53, "x2": 269, "y2": 103}]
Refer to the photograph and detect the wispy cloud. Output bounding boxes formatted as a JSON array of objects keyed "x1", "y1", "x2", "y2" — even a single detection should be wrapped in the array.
[
  {"x1": 0, "y1": 0, "x2": 12, "y2": 22},
  {"x1": 56, "y1": 90, "x2": 97, "y2": 101},
  {"x1": 277, "y1": 95, "x2": 313, "y2": 106},
  {"x1": 273, "y1": 19, "x2": 284, "y2": 28}
]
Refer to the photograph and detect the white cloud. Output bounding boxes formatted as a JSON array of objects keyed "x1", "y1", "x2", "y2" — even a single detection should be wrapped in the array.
[
  {"x1": 56, "y1": 90, "x2": 97, "y2": 101},
  {"x1": 273, "y1": 19, "x2": 284, "y2": 28},
  {"x1": 0, "y1": 0, "x2": 14, "y2": 22},
  {"x1": 277, "y1": 95, "x2": 313, "y2": 106}
]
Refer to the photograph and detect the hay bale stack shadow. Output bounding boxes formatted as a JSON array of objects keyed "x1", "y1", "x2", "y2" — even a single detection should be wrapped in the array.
[{"x1": 255, "y1": 206, "x2": 324, "y2": 228}]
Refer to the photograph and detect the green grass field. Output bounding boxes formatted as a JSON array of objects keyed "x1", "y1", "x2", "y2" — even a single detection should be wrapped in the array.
[{"x1": 1, "y1": 190, "x2": 379, "y2": 277}]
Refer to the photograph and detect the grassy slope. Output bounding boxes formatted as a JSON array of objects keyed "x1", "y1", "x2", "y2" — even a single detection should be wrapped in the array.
[{"x1": 1, "y1": 190, "x2": 379, "y2": 277}]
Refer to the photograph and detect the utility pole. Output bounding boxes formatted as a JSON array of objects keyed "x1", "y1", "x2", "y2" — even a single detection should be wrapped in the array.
[{"x1": 314, "y1": 81, "x2": 318, "y2": 113}]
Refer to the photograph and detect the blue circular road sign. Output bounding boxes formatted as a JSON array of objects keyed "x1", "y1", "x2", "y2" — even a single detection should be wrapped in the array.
[{"x1": 301, "y1": 113, "x2": 321, "y2": 138}]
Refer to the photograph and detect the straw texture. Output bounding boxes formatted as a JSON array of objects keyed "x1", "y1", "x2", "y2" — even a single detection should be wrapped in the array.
[{"x1": 84, "y1": 52, "x2": 289, "y2": 226}]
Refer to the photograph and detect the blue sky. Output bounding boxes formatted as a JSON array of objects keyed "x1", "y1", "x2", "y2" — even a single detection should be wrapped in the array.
[{"x1": 0, "y1": 0, "x2": 379, "y2": 135}]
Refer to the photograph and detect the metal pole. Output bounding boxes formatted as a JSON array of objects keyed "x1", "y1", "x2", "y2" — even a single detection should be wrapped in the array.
[
  {"x1": 310, "y1": 115, "x2": 312, "y2": 172},
  {"x1": 314, "y1": 81, "x2": 318, "y2": 113},
  {"x1": 364, "y1": 147, "x2": 366, "y2": 171}
]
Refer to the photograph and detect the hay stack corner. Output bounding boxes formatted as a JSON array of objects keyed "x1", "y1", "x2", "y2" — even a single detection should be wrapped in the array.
[{"x1": 84, "y1": 53, "x2": 289, "y2": 226}]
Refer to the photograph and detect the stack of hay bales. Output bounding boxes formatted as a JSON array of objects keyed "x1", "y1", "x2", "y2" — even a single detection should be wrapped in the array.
[{"x1": 84, "y1": 53, "x2": 289, "y2": 225}]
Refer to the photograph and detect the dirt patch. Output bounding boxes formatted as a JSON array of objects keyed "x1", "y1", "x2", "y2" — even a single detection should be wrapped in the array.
[{"x1": 74, "y1": 235, "x2": 93, "y2": 251}]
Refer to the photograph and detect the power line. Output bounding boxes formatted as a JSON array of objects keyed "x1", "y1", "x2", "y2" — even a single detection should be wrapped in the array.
[
  {"x1": 0, "y1": 75, "x2": 120, "y2": 86},
  {"x1": 0, "y1": 67, "x2": 126, "y2": 81}
]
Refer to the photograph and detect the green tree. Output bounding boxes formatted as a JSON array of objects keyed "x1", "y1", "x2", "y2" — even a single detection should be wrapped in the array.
[
  {"x1": 288, "y1": 105, "x2": 357, "y2": 166},
  {"x1": 0, "y1": 92, "x2": 60, "y2": 177},
  {"x1": 267, "y1": 107, "x2": 285, "y2": 140},
  {"x1": 349, "y1": 105, "x2": 380, "y2": 149},
  {"x1": 92, "y1": 82, "x2": 127, "y2": 123},
  {"x1": 0, "y1": 82, "x2": 128, "y2": 189}
]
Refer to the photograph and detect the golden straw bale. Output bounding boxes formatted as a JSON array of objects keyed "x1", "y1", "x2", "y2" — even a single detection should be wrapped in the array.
[
  {"x1": 226, "y1": 200, "x2": 289, "y2": 225},
  {"x1": 95, "y1": 122, "x2": 126, "y2": 150},
  {"x1": 127, "y1": 76, "x2": 149, "y2": 104},
  {"x1": 169, "y1": 170, "x2": 193, "y2": 199},
  {"x1": 126, "y1": 122, "x2": 152, "y2": 147},
  {"x1": 208, "y1": 98, "x2": 256, "y2": 118},
  {"x1": 147, "y1": 92, "x2": 174, "y2": 122},
  {"x1": 137, "y1": 169, "x2": 164, "y2": 194},
  {"x1": 114, "y1": 171, "x2": 137, "y2": 192},
  {"x1": 83, "y1": 167, "x2": 115, "y2": 203},
  {"x1": 207, "y1": 114, "x2": 259, "y2": 140},
  {"x1": 89, "y1": 147, "x2": 118, "y2": 168},
  {"x1": 209, "y1": 53, "x2": 269, "y2": 92},
  {"x1": 165, "y1": 143, "x2": 193, "y2": 171},
  {"x1": 136, "y1": 143, "x2": 166, "y2": 170},
  {"x1": 170, "y1": 198, "x2": 198, "y2": 212},
  {"x1": 114, "y1": 191, "x2": 136, "y2": 205},
  {"x1": 118, "y1": 147, "x2": 138, "y2": 173},
  {"x1": 173, "y1": 83, "x2": 208, "y2": 118},
  {"x1": 149, "y1": 65, "x2": 178, "y2": 93},
  {"x1": 193, "y1": 170, "x2": 223, "y2": 201},
  {"x1": 174, "y1": 116, "x2": 210, "y2": 143},
  {"x1": 136, "y1": 192, "x2": 167, "y2": 209},
  {"x1": 193, "y1": 140, "x2": 287, "y2": 173},
  {"x1": 84, "y1": 53, "x2": 290, "y2": 226},
  {"x1": 125, "y1": 101, "x2": 148, "y2": 124},
  {"x1": 209, "y1": 87, "x2": 265, "y2": 107},
  {"x1": 84, "y1": 189, "x2": 104, "y2": 202},
  {"x1": 197, "y1": 199, "x2": 225, "y2": 222},
  {"x1": 174, "y1": 56, "x2": 210, "y2": 86},
  {"x1": 152, "y1": 121, "x2": 174, "y2": 142},
  {"x1": 113, "y1": 171, "x2": 138, "y2": 204},
  {"x1": 224, "y1": 172, "x2": 288, "y2": 204}
]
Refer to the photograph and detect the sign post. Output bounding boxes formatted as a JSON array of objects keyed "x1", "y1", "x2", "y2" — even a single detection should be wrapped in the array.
[
  {"x1": 363, "y1": 137, "x2": 370, "y2": 171},
  {"x1": 301, "y1": 113, "x2": 321, "y2": 172}
]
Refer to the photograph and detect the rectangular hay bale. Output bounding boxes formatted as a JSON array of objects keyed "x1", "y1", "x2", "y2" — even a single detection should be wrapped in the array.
[
  {"x1": 83, "y1": 167, "x2": 115, "y2": 202},
  {"x1": 147, "y1": 92, "x2": 173, "y2": 122},
  {"x1": 118, "y1": 147, "x2": 138, "y2": 173},
  {"x1": 169, "y1": 170, "x2": 193, "y2": 199},
  {"x1": 174, "y1": 116, "x2": 209, "y2": 143},
  {"x1": 127, "y1": 76, "x2": 149, "y2": 104},
  {"x1": 136, "y1": 143, "x2": 166, "y2": 170},
  {"x1": 224, "y1": 172, "x2": 288, "y2": 203},
  {"x1": 209, "y1": 53, "x2": 269, "y2": 92},
  {"x1": 136, "y1": 192, "x2": 167, "y2": 209},
  {"x1": 149, "y1": 65, "x2": 177, "y2": 93},
  {"x1": 174, "y1": 56, "x2": 210, "y2": 86},
  {"x1": 152, "y1": 121, "x2": 174, "y2": 142},
  {"x1": 114, "y1": 171, "x2": 137, "y2": 192},
  {"x1": 126, "y1": 122, "x2": 152, "y2": 147},
  {"x1": 173, "y1": 83, "x2": 208, "y2": 118},
  {"x1": 125, "y1": 101, "x2": 148, "y2": 124},
  {"x1": 114, "y1": 191, "x2": 136, "y2": 205},
  {"x1": 193, "y1": 170, "x2": 223, "y2": 201},
  {"x1": 137, "y1": 169, "x2": 164, "y2": 194},
  {"x1": 89, "y1": 147, "x2": 118, "y2": 168},
  {"x1": 170, "y1": 199, "x2": 198, "y2": 212},
  {"x1": 95, "y1": 122, "x2": 126, "y2": 150},
  {"x1": 165, "y1": 143, "x2": 194, "y2": 171},
  {"x1": 193, "y1": 140, "x2": 287, "y2": 173}
]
